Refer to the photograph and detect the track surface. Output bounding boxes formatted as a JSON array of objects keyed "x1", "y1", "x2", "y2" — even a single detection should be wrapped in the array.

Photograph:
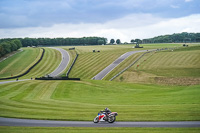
[
  {"x1": 0, "y1": 79, "x2": 31, "y2": 85},
  {"x1": 93, "y1": 50, "x2": 149, "y2": 80},
  {"x1": 48, "y1": 47, "x2": 70, "y2": 77},
  {"x1": 0, "y1": 118, "x2": 199, "y2": 127}
]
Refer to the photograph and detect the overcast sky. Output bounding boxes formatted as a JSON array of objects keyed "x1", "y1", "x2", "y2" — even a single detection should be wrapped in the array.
[{"x1": 0, "y1": 0, "x2": 200, "y2": 42}]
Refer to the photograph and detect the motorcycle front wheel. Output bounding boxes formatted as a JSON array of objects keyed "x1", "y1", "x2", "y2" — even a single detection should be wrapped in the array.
[
  {"x1": 93, "y1": 116, "x2": 99, "y2": 123},
  {"x1": 108, "y1": 116, "x2": 116, "y2": 123}
]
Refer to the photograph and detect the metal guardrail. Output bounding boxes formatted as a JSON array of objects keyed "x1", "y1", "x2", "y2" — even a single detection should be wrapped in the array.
[
  {"x1": 35, "y1": 77, "x2": 80, "y2": 80},
  {"x1": 66, "y1": 51, "x2": 79, "y2": 77}
]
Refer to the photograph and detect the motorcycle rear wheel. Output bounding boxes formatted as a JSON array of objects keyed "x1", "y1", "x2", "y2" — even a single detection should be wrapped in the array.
[{"x1": 108, "y1": 116, "x2": 116, "y2": 123}]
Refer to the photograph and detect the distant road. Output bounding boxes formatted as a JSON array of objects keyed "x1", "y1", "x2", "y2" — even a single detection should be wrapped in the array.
[
  {"x1": 0, "y1": 79, "x2": 31, "y2": 85},
  {"x1": 0, "y1": 117, "x2": 199, "y2": 127},
  {"x1": 93, "y1": 50, "x2": 149, "y2": 80},
  {"x1": 48, "y1": 48, "x2": 70, "y2": 77}
]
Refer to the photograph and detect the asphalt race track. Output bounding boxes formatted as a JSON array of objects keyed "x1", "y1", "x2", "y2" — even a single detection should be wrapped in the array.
[
  {"x1": 93, "y1": 50, "x2": 149, "y2": 80},
  {"x1": 0, "y1": 79, "x2": 31, "y2": 85},
  {"x1": 0, "y1": 117, "x2": 200, "y2": 127},
  {"x1": 48, "y1": 47, "x2": 70, "y2": 77}
]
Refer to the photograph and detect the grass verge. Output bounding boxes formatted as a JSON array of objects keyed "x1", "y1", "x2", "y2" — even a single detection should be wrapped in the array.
[{"x1": 0, "y1": 127, "x2": 199, "y2": 133}]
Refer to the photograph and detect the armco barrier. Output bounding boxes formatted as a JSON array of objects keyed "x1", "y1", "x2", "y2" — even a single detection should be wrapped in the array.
[
  {"x1": 35, "y1": 77, "x2": 80, "y2": 80},
  {"x1": 66, "y1": 52, "x2": 79, "y2": 77},
  {"x1": 0, "y1": 48, "x2": 45, "y2": 80}
]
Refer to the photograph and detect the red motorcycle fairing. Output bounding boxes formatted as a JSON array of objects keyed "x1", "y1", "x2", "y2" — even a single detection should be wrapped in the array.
[{"x1": 99, "y1": 114, "x2": 105, "y2": 121}]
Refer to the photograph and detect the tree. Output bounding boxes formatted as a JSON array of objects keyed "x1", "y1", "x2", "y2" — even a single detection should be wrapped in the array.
[
  {"x1": 130, "y1": 39, "x2": 135, "y2": 43},
  {"x1": 196, "y1": 37, "x2": 200, "y2": 42},
  {"x1": 10, "y1": 41, "x2": 17, "y2": 51},
  {"x1": 13, "y1": 39, "x2": 22, "y2": 49},
  {"x1": 0, "y1": 45, "x2": 3, "y2": 57},
  {"x1": 22, "y1": 37, "x2": 33, "y2": 47},
  {"x1": 98, "y1": 40, "x2": 104, "y2": 45},
  {"x1": 0, "y1": 42, "x2": 11, "y2": 56},
  {"x1": 135, "y1": 39, "x2": 142, "y2": 44},
  {"x1": 110, "y1": 39, "x2": 115, "y2": 44},
  {"x1": 116, "y1": 39, "x2": 121, "y2": 44},
  {"x1": 0, "y1": 39, "x2": 22, "y2": 57}
]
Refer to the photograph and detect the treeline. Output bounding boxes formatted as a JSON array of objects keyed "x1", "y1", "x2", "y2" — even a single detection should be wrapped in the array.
[
  {"x1": 0, "y1": 39, "x2": 22, "y2": 57},
  {"x1": 142, "y1": 32, "x2": 200, "y2": 43},
  {"x1": 0, "y1": 37, "x2": 107, "y2": 47}
]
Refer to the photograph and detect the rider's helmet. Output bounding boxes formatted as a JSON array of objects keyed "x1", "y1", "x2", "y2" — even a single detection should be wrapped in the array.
[{"x1": 105, "y1": 107, "x2": 109, "y2": 111}]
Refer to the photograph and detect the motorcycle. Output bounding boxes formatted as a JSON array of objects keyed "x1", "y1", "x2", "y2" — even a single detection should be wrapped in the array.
[{"x1": 93, "y1": 111, "x2": 118, "y2": 123}]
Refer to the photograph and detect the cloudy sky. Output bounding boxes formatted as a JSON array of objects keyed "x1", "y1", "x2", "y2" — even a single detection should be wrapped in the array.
[{"x1": 0, "y1": 0, "x2": 200, "y2": 42}]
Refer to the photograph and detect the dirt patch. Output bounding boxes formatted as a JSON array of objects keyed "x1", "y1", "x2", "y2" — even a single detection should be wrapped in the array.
[{"x1": 154, "y1": 77, "x2": 200, "y2": 85}]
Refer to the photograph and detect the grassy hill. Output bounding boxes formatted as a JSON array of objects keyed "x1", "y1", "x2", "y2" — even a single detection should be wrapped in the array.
[
  {"x1": 22, "y1": 47, "x2": 62, "y2": 79},
  {"x1": 64, "y1": 44, "x2": 200, "y2": 85},
  {"x1": 0, "y1": 43, "x2": 200, "y2": 120},
  {"x1": 0, "y1": 47, "x2": 62, "y2": 79},
  {"x1": 0, "y1": 48, "x2": 41, "y2": 78},
  {"x1": 114, "y1": 46, "x2": 200, "y2": 85},
  {"x1": 66, "y1": 44, "x2": 154, "y2": 80},
  {"x1": 67, "y1": 44, "x2": 153, "y2": 79}
]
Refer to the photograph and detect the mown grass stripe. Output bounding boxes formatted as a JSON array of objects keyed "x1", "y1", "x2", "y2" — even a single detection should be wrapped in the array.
[
  {"x1": 21, "y1": 48, "x2": 61, "y2": 79},
  {"x1": 0, "y1": 82, "x2": 27, "y2": 97},
  {"x1": 9, "y1": 82, "x2": 40, "y2": 100},
  {"x1": 69, "y1": 51, "x2": 124, "y2": 79},
  {"x1": 0, "y1": 48, "x2": 40, "y2": 78},
  {"x1": 0, "y1": 83, "x2": 35, "y2": 99},
  {"x1": 29, "y1": 48, "x2": 53, "y2": 76}
]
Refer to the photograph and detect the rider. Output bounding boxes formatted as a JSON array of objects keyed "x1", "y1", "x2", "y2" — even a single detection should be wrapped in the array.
[{"x1": 100, "y1": 107, "x2": 111, "y2": 119}]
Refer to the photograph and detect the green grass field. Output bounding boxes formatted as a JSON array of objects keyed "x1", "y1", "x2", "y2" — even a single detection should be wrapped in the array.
[
  {"x1": 0, "y1": 48, "x2": 41, "y2": 78},
  {"x1": 22, "y1": 47, "x2": 62, "y2": 79},
  {"x1": 0, "y1": 47, "x2": 62, "y2": 79},
  {"x1": 0, "y1": 80, "x2": 199, "y2": 121},
  {"x1": 67, "y1": 44, "x2": 200, "y2": 81},
  {"x1": 139, "y1": 47, "x2": 200, "y2": 77},
  {"x1": 0, "y1": 127, "x2": 199, "y2": 133},
  {"x1": 68, "y1": 45, "x2": 152, "y2": 79},
  {"x1": 114, "y1": 45, "x2": 200, "y2": 85}
]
